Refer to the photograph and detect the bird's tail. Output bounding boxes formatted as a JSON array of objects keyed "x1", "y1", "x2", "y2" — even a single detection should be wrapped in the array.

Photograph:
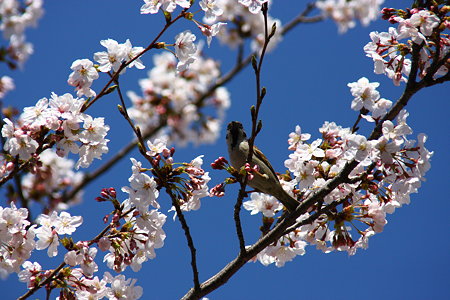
[{"x1": 275, "y1": 189, "x2": 299, "y2": 212}]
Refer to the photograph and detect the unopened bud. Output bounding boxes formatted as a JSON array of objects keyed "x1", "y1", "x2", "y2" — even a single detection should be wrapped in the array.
[
  {"x1": 256, "y1": 120, "x2": 263, "y2": 134},
  {"x1": 105, "y1": 85, "x2": 117, "y2": 95},
  {"x1": 117, "y1": 105, "x2": 125, "y2": 115},
  {"x1": 269, "y1": 22, "x2": 277, "y2": 38},
  {"x1": 250, "y1": 105, "x2": 256, "y2": 118},
  {"x1": 251, "y1": 55, "x2": 258, "y2": 71},
  {"x1": 261, "y1": 87, "x2": 266, "y2": 99}
]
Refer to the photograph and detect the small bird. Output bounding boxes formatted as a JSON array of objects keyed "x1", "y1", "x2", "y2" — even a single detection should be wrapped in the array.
[{"x1": 226, "y1": 121, "x2": 299, "y2": 212}]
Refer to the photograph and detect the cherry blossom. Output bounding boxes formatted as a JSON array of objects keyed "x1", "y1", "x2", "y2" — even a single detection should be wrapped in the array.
[
  {"x1": 243, "y1": 193, "x2": 283, "y2": 217},
  {"x1": 103, "y1": 272, "x2": 143, "y2": 300},
  {"x1": 238, "y1": 0, "x2": 269, "y2": 14},
  {"x1": 316, "y1": 0, "x2": 384, "y2": 33},
  {"x1": 202, "y1": 0, "x2": 283, "y2": 53},
  {"x1": 67, "y1": 59, "x2": 99, "y2": 97},
  {"x1": 94, "y1": 39, "x2": 127, "y2": 72},
  {"x1": 127, "y1": 51, "x2": 229, "y2": 146},
  {"x1": 0, "y1": 76, "x2": 14, "y2": 99},
  {"x1": 174, "y1": 30, "x2": 198, "y2": 72},
  {"x1": 200, "y1": 0, "x2": 224, "y2": 22},
  {"x1": 0, "y1": 0, "x2": 43, "y2": 66},
  {"x1": 140, "y1": 0, "x2": 163, "y2": 14}
]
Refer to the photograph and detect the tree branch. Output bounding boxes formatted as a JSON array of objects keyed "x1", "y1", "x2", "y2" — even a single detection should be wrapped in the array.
[{"x1": 181, "y1": 17, "x2": 434, "y2": 296}]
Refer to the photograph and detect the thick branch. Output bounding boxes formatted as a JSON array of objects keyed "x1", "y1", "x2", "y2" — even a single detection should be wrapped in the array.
[
  {"x1": 182, "y1": 159, "x2": 357, "y2": 300},
  {"x1": 182, "y1": 8, "x2": 440, "y2": 296}
]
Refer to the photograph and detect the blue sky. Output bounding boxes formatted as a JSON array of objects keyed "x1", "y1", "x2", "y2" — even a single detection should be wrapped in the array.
[{"x1": 1, "y1": 1, "x2": 449, "y2": 299}]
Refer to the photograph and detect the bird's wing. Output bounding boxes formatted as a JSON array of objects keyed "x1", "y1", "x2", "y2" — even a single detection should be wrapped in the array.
[{"x1": 253, "y1": 145, "x2": 280, "y2": 181}]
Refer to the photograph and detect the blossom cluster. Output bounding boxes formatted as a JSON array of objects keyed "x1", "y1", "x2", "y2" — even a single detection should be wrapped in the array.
[
  {"x1": 365, "y1": 6, "x2": 449, "y2": 85},
  {"x1": 0, "y1": 203, "x2": 35, "y2": 279},
  {"x1": 0, "y1": 204, "x2": 83, "y2": 279},
  {"x1": 20, "y1": 149, "x2": 84, "y2": 211},
  {"x1": 127, "y1": 50, "x2": 230, "y2": 146},
  {"x1": 0, "y1": 148, "x2": 181, "y2": 296},
  {"x1": 35, "y1": 211, "x2": 83, "y2": 258},
  {"x1": 19, "y1": 264, "x2": 143, "y2": 300},
  {"x1": 104, "y1": 159, "x2": 167, "y2": 273},
  {"x1": 68, "y1": 39, "x2": 145, "y2": 97},
  {"x1": 171, "y1": 154, "x2": 211, "y2": 214},
  {"x1": 244, "y1": 79, "x2": 432, "y2": 266},
  {"x1": 143, "y1": 137, "x2": 211, "y2": 215},
  {"x1": 202, "y1": 0, "x2": 283, "y2": 53},
  {"x1": 316, "y1": 0, "x2": 385, "y2": 33},
  {"x1": 347, "y1": 76, "x2": 392, "y2": 120},
  {"x1": 251, "y1": 230, "x2": 307, "y2": 267},
  {"x1": 173, "y1": 30, "x2": 199, "y2": 72},
  {"x1": 1, "y1": 92, "x2": 110, "y2": 173},
  {"x1": 140, "y1": 0, "x2": 191, "y2": 15},
  {"x1": 101, "y1": 202, "x2": 167, "y2": 274},
  {"x1": 100, "y1": 137, "x2": 210, "y2": 274},
  {"x1": 58, "y1": 272, "x2": 143, "y2": 300},
  {"x1": 0, "y1": 178, "x2": 149, "y2": 297},
  {"x1": 0, "y1": 0, "x2": 43, "y2": 67}
]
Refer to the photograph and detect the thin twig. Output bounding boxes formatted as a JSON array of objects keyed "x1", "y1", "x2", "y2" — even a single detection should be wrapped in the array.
[
  {"x1": 234, "y1": 184, "x2": 247, "y2": 253},
  {"x1": 281, "y1": 2, "x2": 323, "y2": 34},
  {"x1": 351, "y1": 108, "x2": 369, "y2": 133},
  {"x1": 115, "y1": 84, "x2": 202, "y2": 294},
  {"x1": 232, "y1": 3, "x2": 274, "y2": 256},
  {"x1": 13, "y1": 168, "x2": 30, "y2": 220},
  {"x1": 0, "y1": 142, "x2": 55, "y2": 187},
  {"x1": 167, "y1": 188, "x2": 201, "y2": 292},
  {"x1": 247, "y1": 3, "x2": 272, "y2": 165}
]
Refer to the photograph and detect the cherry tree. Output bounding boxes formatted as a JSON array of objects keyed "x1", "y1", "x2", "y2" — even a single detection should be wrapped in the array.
[{"x1": 0, "y1": 0, "x2": 448, "y2": 299}]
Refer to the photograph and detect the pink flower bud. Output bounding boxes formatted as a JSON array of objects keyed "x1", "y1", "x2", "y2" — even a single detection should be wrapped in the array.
[
  {"x1": 211, "y1": 157, "x2": 228, "y2": 169},
  {"x1": 210, "y1": 183, "x2": 225, "y2": 197}
]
